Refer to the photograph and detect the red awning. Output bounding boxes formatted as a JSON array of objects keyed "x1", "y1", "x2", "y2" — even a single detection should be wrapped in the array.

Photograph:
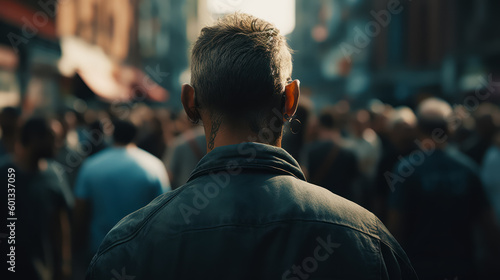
[{"x1": 0, "y1": 0, "x2": 58, "y2": 40}]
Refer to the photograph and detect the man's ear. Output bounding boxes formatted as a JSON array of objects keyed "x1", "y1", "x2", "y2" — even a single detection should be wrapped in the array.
[
  {"x1": 181, "y1": 84, "x2": 200, "y2": 123},
  {"x1": 283, "y1": 79, "x2": 300, "y2": 120}
]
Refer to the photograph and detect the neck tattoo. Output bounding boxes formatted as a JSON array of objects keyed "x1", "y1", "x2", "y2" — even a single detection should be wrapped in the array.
[{"x1": 208, "y1": 115, "x2": 222, "y2": 150}]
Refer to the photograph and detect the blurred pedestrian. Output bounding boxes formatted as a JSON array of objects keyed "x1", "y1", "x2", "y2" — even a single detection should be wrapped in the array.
[
  {"x1": 460, "y1": 103, "x2": 499, "y2": 164},
  {"x1": 0, "y1": 117, "x2": 73, "y2": 280},
  {"x1": 373, "y1": 107, "x2": 417, "y2": 222},
  {"x1": 51, "y1": 116, "x2": 81, "y2": 189},
  {"x1": 164, "y1": 125, "x2": 206, "y2": 190},
  {"x1": 73, "y1": 119, "x2": 170, "y2": 270},
  {"x1": 301, "y1": 108, "x2": 359, "y2": 202},
  {"x1": 132, "y1": 105, "x2": 167, "y2": 159},
  {"x1": 387, "y1": 98, "x2": 491, "y2": 279},
  {"x1": 345, "y1": 109, "x2": 381, "y2": 181}
]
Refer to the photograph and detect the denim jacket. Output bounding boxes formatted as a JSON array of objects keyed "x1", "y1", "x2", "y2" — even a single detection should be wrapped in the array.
[{"x1": 87, "y1": 142, "x2": 418, "y2": 280}]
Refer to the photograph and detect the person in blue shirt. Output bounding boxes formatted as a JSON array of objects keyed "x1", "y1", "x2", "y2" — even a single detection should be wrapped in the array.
[{"x1": 73, "y1": 119, "x2": 170, "y2": 270}]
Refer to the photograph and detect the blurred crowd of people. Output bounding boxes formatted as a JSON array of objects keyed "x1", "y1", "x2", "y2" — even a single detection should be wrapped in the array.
[
  {"x1": 284, "y1": 96, "x2": 500, "y2": 279},
  {"x1": 1, "y1": 94, "x2": 500, "y2": 279}
]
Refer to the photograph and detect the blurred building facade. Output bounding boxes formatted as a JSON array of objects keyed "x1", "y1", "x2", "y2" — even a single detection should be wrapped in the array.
[
  {"x1": 0, "y1": 0, "x2": 189, "y2": 112},
  {"x1": 289, "y1": 0, "x2": 500, "y2": 109}
]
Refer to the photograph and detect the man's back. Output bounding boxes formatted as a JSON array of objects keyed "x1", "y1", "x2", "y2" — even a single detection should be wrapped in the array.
[
  {"x1": 87, "y1": 143, "x2": 416, "y2": 280},
  {"x1": 75, "y1": 147, "x2": 169, "y2": 252}
]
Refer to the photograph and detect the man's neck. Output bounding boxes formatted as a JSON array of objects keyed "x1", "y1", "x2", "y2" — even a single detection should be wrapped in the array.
[{"x1": 204, "y1": 125, "x2": 281, "y2": 153}]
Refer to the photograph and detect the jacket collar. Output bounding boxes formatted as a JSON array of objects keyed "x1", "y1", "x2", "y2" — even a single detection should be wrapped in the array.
[{"x1": 187, "y1": 142, "x2": 306, "y2": 182}]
